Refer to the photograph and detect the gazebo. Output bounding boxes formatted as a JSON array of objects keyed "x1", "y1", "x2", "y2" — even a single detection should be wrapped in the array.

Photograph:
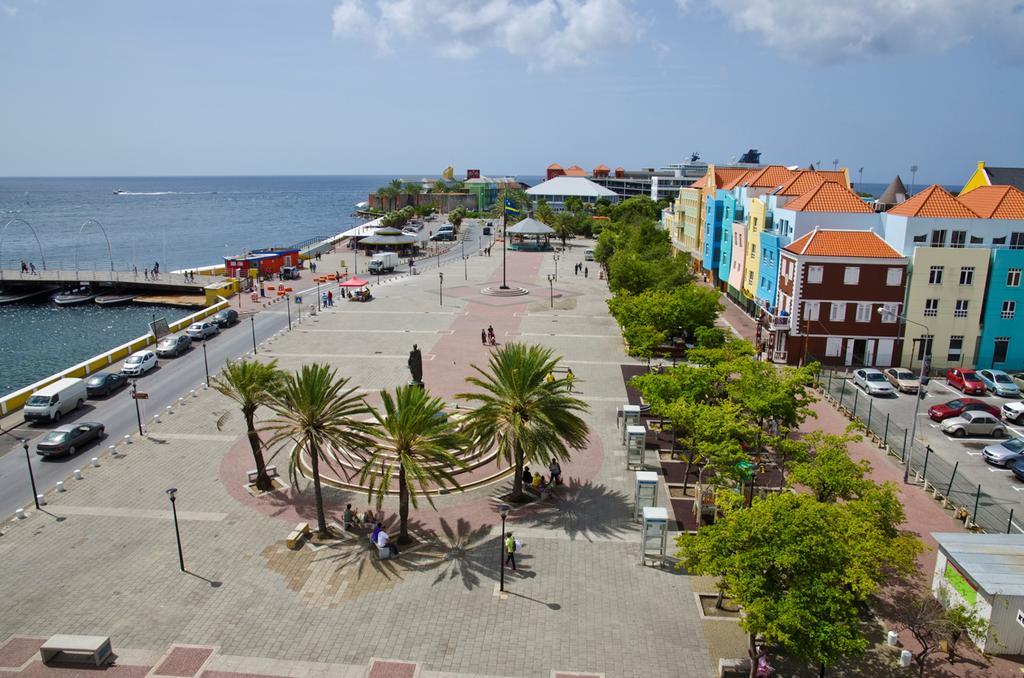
[
  {"x1": 506, "y1": 217, "x2": 555, "y2": 251},
  {"x1": 358, "y1": 227, "x2": 418, "y2": 256}
]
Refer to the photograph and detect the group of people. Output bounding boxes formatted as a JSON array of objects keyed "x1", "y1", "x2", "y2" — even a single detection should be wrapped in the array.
[
  {"x1": 321, "y1": 290, "x2": 335, "y2": 307},
  {"x1": 574, "y1": 262, "x2": 588, "y2": 277},
  {"x1": 522, "y1": 460, "x2": 563, "y2": 499},
  {"x1": 19, "y1": 260, "x2": 37, "y2": 274},
  {"x1": 546, "y1": 368, "x2": 575, "y2": 392},
  {"x1": 481, "y1": 325, "x2": 497, "y2": 346},
  {"x1": 182, "y1": 270, "x2": 198, "y2": 282},
  {"x1": 342, "y1": 504, "x2": 400, "y2": 558}
]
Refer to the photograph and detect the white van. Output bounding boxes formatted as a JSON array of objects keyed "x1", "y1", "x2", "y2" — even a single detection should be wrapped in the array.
[
  {"x1": 23, "y1": 378, "x2": 88, "y2": 423},
  {"x1": 368, "y1": 252, "x2": 398, "y2": 274}
]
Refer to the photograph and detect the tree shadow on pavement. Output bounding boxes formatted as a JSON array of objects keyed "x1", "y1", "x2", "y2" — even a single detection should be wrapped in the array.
[
  {"x1": 312, "y1": 514, "x2": 431, "y2": 582},
  {"x1": 397, "y1": 516, "x2": 497, "y2": 591},
  {"x1": 522, "y1": 479, "x2": 638, "y2": 542}
]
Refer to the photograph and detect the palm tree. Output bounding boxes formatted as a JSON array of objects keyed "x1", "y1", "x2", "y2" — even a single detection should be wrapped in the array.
[
  {"x1": 211, "y1": 359, "x2": 283, "y2": 492},
  {"x1": 457, "y1": 343, "x2": 590, "y2": 501},
  {"x1": 431, "y1": 179, "x2": 448, "y2": 194},
  {"x1": 388, "y1": 178, "x2": 405, "y2": 210},
  {"x1": 359, "y1": 386, "x2": 468, "y2": 543},
  {"x1": 262, "y1": 364, "x2": 377, "y2": 538}
]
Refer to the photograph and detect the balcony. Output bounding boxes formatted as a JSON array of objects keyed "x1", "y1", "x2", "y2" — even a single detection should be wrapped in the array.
[
  {"x1": 759, "y1": 311, "x2": 791, "y2": 332},
  {"x1": 771, "y1": 350, "x2": 789, "y2": 364}
]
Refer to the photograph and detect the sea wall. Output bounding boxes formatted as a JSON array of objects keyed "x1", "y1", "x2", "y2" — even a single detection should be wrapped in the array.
[{"x1": 0, "y1": 298, "x2": 230, "y2": 417}]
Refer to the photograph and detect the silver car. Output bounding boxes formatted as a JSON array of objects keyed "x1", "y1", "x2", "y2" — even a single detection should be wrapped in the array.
[
  {"x1": 940, "y1": 411, "x2": 1007, "y2": 438},
  {"x1": 156, "y1": 334, "x2": 192, "y2": 358},
  {"x1": 853, "y1": 368, "x2": 895, "y2": 396},
  {"x1": 982, "y1": 438, "x2": 1024, "y2": 467},
  {"x1": 187, "y1": 321, "x2": 220, "y2": 340},
  {"x1": 883, "y1": 367, "x2": 919, "y2": 393}
]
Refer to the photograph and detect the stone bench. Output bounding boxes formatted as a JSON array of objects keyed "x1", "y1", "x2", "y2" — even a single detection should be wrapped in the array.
[
  {"x1": 286, "y1": 521, "x2": 310, "y2": 549},
  {"x1": 246, "y1": 465, "x2": 279, "y2": 484},
  {"x1": 40, "y1": 635, "x2": 112, "y2": 667}
]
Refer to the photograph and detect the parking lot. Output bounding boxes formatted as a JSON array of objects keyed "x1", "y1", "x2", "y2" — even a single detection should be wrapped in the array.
[{"x1": 828, "y1": 370, "x2": 1024, "y2": 530}]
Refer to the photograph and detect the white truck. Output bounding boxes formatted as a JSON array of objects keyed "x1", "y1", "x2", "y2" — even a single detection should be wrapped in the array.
[{"x1": 368, "y1": 252, "x2": 398, "y2": 274}]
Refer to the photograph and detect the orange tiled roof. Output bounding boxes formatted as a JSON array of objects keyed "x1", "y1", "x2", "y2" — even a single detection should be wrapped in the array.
[
  {"x1": 775, "y1": 171, "x2": 827, "y2": 197},
  {"x1": 887, "y1": 185, "x2": 979, "y2": 218},
  {"x1": 781, "y1": 181, "x2": 873, "y2": 213},
  {"x1": 546, "y1": 163, "x2": 563, "y2": 170},
  {"x1": 784, "y1": 229, "x2": 903, "y2": 258},
  {"x1": 593, "y1": 163, "x2": 610, "y2": 172},
  {"x1": 565, "y1": 165, "x2": 587, "y2": 177},
  {"x1": 722, "y1": 170, "x2": 754, "y2": 191},
  {"x1": 744, "y1": 165, "x2": 795, "y2": 188},
  {"x1": 714, "y1": 167, "x2": 749, "y2": 189},
  {"x1": 955, "y1": 185, "x2": 1024, "y2": 219}
]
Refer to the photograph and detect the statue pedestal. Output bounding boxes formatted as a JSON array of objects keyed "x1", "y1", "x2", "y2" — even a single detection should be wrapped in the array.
[{"x1": 409, "y1": 380, "x2": 425, "y2": 390}]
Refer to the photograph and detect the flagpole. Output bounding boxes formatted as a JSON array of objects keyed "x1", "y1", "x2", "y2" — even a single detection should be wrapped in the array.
[{"x1": 501, "y1": 199, "x2": 509, "y2": 289}]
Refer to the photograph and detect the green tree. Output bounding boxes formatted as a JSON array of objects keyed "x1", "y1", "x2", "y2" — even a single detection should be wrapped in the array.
[
  {"x1": 787, "y1": 431, "x2": 873, "y2": 503},
  {"x1": 263, "y1": 364, "x2": 377, "y2": 538},
  {"x1": 564, "y1": 195, "x2": 586, "y2": 213},
  {"x1": 610, "y1": 195, "x2": 662, "y2": 225},
  {"x1": 431, "y1": 179, "x2": 448, "y2": 194},
  {"x1": 211, "y1": 358, "x2": 284, "y2": 492},
  {"x1": 535, "y1": 199, "x2": 556, "y2": 227},
  {"x1": 403, "y1": 181, "x2": 423, "y2": 197},
  {"x1": 359, "y1": 386, "x2": 468, "y2": 544},
  {"x1": 449, "y1": 207, "x2": 466, "y2": 229},
  {"x1": 457, "y1": 343, "x2": 589, "y2": 501},
  {"x1": 623, "y1": 324, "x2": 665, "y2": 366}
]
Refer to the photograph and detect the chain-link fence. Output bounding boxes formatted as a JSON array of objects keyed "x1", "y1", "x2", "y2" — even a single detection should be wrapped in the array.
[{"x1": 815, "y1": 366, "x2": 1022, "y2": 536}]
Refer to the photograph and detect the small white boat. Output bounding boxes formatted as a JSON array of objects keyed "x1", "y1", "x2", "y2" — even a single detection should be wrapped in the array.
[
  {"x1": 95, "y1": 293, "x2": 136, "y2": 306},
  {"x1": 53, "y1": 287, "x2": 100, "y2": 306},
  {"x1": 0, "y1": 286, "x2": 59, "y2": 305},
  {"x1": 113, "y1": 189, "x2": 125, "y2": 195},
  {"x1": 355, "y1": 201, "x2": 368, "y2": 209}
]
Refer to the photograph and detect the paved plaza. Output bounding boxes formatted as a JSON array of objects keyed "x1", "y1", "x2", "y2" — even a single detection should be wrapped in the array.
[{"x1": 0, "y1": 242, "x2": 716, "y2": 678}]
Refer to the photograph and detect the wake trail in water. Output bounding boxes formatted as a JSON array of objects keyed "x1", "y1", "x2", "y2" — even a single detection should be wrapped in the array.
[{"x1": 115, "y1": 191, "x2": 218, "y2": 196}]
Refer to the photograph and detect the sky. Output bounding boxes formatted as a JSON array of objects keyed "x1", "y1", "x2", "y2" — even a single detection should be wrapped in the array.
[{"x1": 0, "y1": 0, "x2": 1022, "y2": 184}]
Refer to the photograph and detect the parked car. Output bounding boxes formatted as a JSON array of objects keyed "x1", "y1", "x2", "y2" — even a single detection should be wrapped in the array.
[
  {"x1": 1012, "y1": 372, "x2": 1024, "y2": 389},
  {"x1": 852, "y1": 368, "x2": 895, "y2": 396},
  {"x1": 429, "y1": 232, "x2": 455, "y2": 242},
  {"x1": 946, "y1": 368, "x2": 986, "y2": 395},
  {"x1": 35, "y1": 422, "x2": 105, "y2": 458},
  {"x1": 941, "y1": 411, "x2": 1007, "y2": 438},
  {"x1": 1011, "y1": 458, "x2": 1024, "y2": 482},
  {"x1": 584, "y1": 249, "x2": 595, "y2": 261},
  {"x1": 482, "y1": 225, "x2": 492, "y2": 235},
  {"x1": 280, "y1": 266, "x2": 300, "y2": 280},
  {"x1": 883, "y1": 367, "x2": 919, "y2": 393},
  {"x1": 156, "y1": 334, "x2": 192, "y2": 358},
  {"x1": 982, "y1": 438, "x2": 1024, "y2": 467},
  {"x1": 187, "y1": 321, "x2": 220, "y2": 340},
  {"x1": 121, "y1": 350, "x2": 158, "y2": 376},
  {"x1": 212, "y1": 308, "x2": 240, "y2": 328},
  {"x1": 85, "y1": 372, "x2": 127, "y2": 398},
  {"x1": 977, "y1": 369, "x2": 1021, "y2": 398},
  {"x1": 1003, "y1": 401, "x2": 1024, "y2": 425},
  {"x1": 928, "y1": 398, "x2": 1001, "y2": 422},
  {"x1": 23, "y1": 378, "x2": 88, "y2": 423}
]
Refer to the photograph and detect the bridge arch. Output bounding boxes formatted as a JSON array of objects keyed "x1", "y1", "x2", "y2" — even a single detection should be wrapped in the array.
[
  {"x1": 0, "y1": 218, "x2": 47, "y2": 280},
  {"x1": 75, "y1": 218, "x2": 114, "y2": 273}
]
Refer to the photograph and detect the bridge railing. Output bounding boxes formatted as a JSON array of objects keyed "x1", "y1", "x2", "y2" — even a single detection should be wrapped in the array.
[{"x1": 0, "y1": 269, "x2": 225, "y2": 286}]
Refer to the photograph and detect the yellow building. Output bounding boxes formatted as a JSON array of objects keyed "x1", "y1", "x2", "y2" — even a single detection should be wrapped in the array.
[
  {"x1": 961, "y1": 161, "x2": 1024, "y2": 195},
  {"x1": 742, "y1": 198, "x2": 768, "y2": 299},
  {"x1": 900, "y1": 247, "x2": 991, "y2": 370},
  {"x1": 680, "y1": 185, "x2": 704, "y2": 266}
]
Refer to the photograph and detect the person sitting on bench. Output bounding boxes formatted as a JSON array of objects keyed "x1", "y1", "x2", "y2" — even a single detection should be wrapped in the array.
[{"x1": 376, "y1": 526, "x2": 398, "y2": 558}]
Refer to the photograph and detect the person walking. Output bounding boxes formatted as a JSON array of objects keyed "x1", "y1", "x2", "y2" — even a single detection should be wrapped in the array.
[
  {"x1": 327, "y1": 290, "x2": 334, "y2": 306},
  {"x1": 29, "y1": 262, "x2": 36, "y2": 274},
  {"x1": 565, "y1": 368, "x2": 575, "y2": 392},
  {"x1": 584, "y1": 266, "x2": 588, "y2": 278},
  {"x1": 487, "y1": 325, "x2": 496, "y2": 346},
  {"x1": 504, "y1": 532, "x2": 517, "y2": 571},
  {"x1": 481, "y1": 329, "x2": 487, "y2": 345}
]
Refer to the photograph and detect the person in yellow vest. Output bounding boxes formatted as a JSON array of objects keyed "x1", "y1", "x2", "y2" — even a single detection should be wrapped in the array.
[
  {"x1": 546, "y1": 370, "x2": 555, "y2": 384},
  {"x1": 565, "y1": 368, "x2": 575, "y2": 392},
  {"x1": 504, "y1": 532, "x2": 517, "y2": 571}
]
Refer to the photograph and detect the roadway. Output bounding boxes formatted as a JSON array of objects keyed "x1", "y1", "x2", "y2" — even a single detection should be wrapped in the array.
[{"x1": 0, "y1": 220, "x2": 486, "y2": 518}]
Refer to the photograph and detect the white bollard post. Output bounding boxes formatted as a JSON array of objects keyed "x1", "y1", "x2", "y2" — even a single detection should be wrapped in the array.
[
  {"x1": 91, "y1": 457, "x2": 100, "y2": 467},
  {"x1": 124, "y1": 434, "x2": 132, "y2": 444},
  {"x1": 36, "y1": 494, "x2": 46, "y2": 506},
  {"x1": 886, "y1": 630, "x2": 898, "y2": 646},
  {"x1": 153, "y1": 414, "x2": 161, "y2": 423},
  {"x1": 108, "y1": 445, "x2": 117, "y2": 455},
  {"x1": 191, "y1": 389, "x2": 197, "y2": 398},
  {"x1": 14, "y1": 508, "x2": 26, "y2": 519},
  {"x1": 178, "y1": 397, "x2": 185, "y2": 406},
  {"x1": 165, "y1": 405, "x2": 173, "y2": 413},
  {"x1": 203, "y1": 382, "x2": 208, "y2": 390},
  {"x1": 74, "y1": 469, "x2": 83, "y2": 480},
  {"x1": 56, "y1": 481, "x2": 65, "y2": 492}
]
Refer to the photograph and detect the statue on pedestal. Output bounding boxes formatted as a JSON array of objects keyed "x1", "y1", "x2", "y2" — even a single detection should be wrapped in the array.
[{"x1": 408, "y1": 344, "x2": 424, "y2": 387}]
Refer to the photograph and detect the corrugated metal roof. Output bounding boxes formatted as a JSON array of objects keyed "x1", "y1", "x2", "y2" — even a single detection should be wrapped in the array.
[
  {"x1": 933, "y1": 532, "x2": 1024, "y2": 597},
  {"x1": 526, "y1": 175, "x2": 618, "y2": 198}
]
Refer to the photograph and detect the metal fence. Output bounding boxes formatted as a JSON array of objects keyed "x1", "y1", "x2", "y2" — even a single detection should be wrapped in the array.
[{"x1": 816, "y1": 367, "x2": 1022, "y2": 536}]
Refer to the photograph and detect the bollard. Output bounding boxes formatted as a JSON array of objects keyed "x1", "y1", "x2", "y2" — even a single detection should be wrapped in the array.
[
  {"x1": 887, "y1": 630, "x2": 899, "y2": 646},
  {"x1": 191, "y1": 389, "x2": 197, "y2": 398},
  {"x1": 124, "y1": 434, "x2": 132, "y2": 444},
  {"x1": 1009, "y1": 508, "x2": 1016, "y2": 535},
  {"x1": 56, "y1": 481, "x2": 65, "y2": 492},
  {"x1": 203, "y1": 382, "x2": 208, "y2": 390},
  {"x1": 166, "y1": 405, "x2": 173, "y2": 413},
  {"x1": 153, "y1": 413, "x2": 161, "y2": 423},
  {"x1": 91, "y1": 457, "x2": 100, "y2": 467},
  {"x1": 36, "y1": 494, "x2": 46, "y2": 506},
  {"x1": 74, "y1": 469, "x2": 83, "y2": 480},
  {"x1": 899, "y1": 650, "x2": 912, "y2": 668},
  {"x1": 108, "y1": 445, "x2": 117, "y2": 455},
  {"x1": 178, "y1": 397, "x2": 185, "y2": 407},
  {"x1": 15, "y1": 508, "x2": 26, "y2": 519}
]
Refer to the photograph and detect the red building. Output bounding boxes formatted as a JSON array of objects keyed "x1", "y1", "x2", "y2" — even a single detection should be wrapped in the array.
[
  {"x1": 770, "y1": 229, "x2": 907, "y2": 367},
  {"x1": 546, "y1": 163, "x2": 565, "y2": 180},
  {"x1": 224, "y1": 248, "x2": 300, "y2": 279}
]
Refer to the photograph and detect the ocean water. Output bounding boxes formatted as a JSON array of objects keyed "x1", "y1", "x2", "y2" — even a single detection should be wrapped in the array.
[{"x1": 0, "y1": 175, "x2": 394, "y2": 394}]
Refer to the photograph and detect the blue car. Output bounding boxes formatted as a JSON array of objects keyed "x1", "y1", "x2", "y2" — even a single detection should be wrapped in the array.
[{"x1": 977, "y1": 369, "x2": 1021, "y2": 398}]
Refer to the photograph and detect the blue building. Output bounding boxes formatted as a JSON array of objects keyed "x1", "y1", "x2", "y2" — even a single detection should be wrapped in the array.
[
  {"x1": 702, "y1": 195, "x2": 727, "y2": 281},
  {"x1": 756, "y1": 231, "x2": 781, "y2": 311},
  {"x1": 717, "y1": 196, "x2": 735, "y2": 289},
  {"x1": 976, "y1": 248, "x2": 1024, "y2": 370}
]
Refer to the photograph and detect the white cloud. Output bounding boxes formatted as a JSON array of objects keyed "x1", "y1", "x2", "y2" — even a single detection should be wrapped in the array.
[
  {"x1": 330, "y1": 0, "x2": 645, "y2": 70},
  {"x1": 1, "y1": 3, "x2": 19, "y2": 17},
  {"x1": 701, "y1": 0, "x2": 1024, "y2": 64}
]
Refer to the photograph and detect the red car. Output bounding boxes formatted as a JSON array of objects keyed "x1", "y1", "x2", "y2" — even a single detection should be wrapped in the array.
[
  {"x1": 928, "y1": 398, "x2": 1001, "y2": 422},
  {"x1": 947, "y1": 368, "x2": 987, "y2": 395}
]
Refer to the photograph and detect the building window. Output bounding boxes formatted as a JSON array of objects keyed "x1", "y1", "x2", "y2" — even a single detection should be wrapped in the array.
[
  {"x1": 887, "y1": 268, "x2": 903, "y2": 286},
  {"x1": 1008, "y1": 268, "x2": 1021, "y2": 287},
  {"x1": 954, "y1": 299, "x2": 969, "y2": 318},
  {"x1": 930, "y1": 230, "x2": 947, "y2": 246},
  {"x1": 750, "y1": 244, "x2": 757, "y2": 258},
  {"x1": 913, "y1": 234, "x2": 927, "y2": 244},
  {"x1": 916, "y1": 335, "x2": 934, "y2": 360},
  {"x1": 994, "y1": 337, "x2": 1010, "y2": 363},
  {"x1": 1012, "y1": 233, "x2": 1024, "y2": 250},
  {"x1": 843, "y1": 266, "x2": 860, "y2": 285},
  {"x1": 970, "y1": 235, "x2": 984, "y2": 245},
  {"x1": 829, "y1": 302, "x2": 847, "y2": 322},
  {"x1": 855, "y1": 303, "x2": 872, "y2": 322},
  {"x1": 923, "y1": 299, "x2": 939, "y2": 317},
  {"x1": 880, "y1": 303, "x2": 899, "y2": 322},
  {"x1": 807, "y1": 265, "x2": 823, "y2": 283},
  {"x1": 747, "y1": 271, "x2": 754, "y2": 284},
  {"x1": 928, "y1": 266, "x2": 943, "y2": 285},
  {"x1": 950, "y1": 230, "x2": 967, "y2": 248},
  {"x1": 825, "y1": 337, "x2": 842, "y2": 357},
  {"x1": 993, "y1": 236, "x2": 1007, "y2": 245},
  {"x1": 948, "y1": 336, "x2": 963, "y2": 363},
  {"x1": 1002, "y1": 300, "x2": 1016, "y2": 319},
  {"x1": 959, "y1": 267, "x2": 975, "y2": 285},
  {"x1": 805, "y1": 301, "x2": 820, "y2": 321}
]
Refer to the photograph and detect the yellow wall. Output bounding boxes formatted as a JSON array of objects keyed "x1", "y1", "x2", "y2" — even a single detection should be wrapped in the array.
[
  {"x1": 742, "y1": 199, "x2": 766, "y2": 299},
  {"x1": 680, "y1": 187, "x2": 703, "y2": 261},
  {"x1": 961, "y1": 162, "x2": 990, "y2": 195},
  {"x1": 205, "y1": 279, "x2": 238, "y2": 306}
]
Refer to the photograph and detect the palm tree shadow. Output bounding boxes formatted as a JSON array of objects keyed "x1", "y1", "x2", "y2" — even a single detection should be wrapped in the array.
[
  {"x1": 523, "y1": 479, "x2": 639, "y2": 542},
  {"x1": 311, "y1": 514, "x2": 431, "y2": 582},
  {"x1": 398, "y1": 517, "x2": 497, "y2": 590}
]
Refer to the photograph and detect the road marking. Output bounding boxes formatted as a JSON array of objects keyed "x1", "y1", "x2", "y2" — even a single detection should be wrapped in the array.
[
  {"x1": 53, "y1": 505, "x2": 228, "y2": 522},
  {"x1": 1014, "y1": 486, "x2": 1024, "y2": 492},
  {"x1": 967, "y1": 451, "x2": 982, "y2": 456},
  {"x1": 268, "y1": 352, "x2": 435, "y2": 360},
  {"x1": 989, "y1": 467, "x2": 1013, "y2": 473},
  {"x1": 518, "y1": 333, "x2": 621, "y2": 339},
  {"x1": 144, "y1": 433, "x2": 237, "y2": 442},
  {"x1": 296, "y1": 329, "x2": 441, "y2": 334}
]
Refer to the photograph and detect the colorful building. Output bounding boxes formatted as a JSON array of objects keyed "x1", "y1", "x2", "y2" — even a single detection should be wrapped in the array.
[{"x1": 961, "y1": 162, "x2": 1024, "y2": 195}]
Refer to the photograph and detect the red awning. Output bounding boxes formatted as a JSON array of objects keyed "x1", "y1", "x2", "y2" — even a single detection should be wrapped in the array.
[{"x1": 339, "y1": 276, "x2": 369, "y2": 288}]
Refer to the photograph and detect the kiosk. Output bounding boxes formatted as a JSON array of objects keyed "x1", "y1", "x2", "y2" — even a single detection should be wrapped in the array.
[
  {"x1": 617, "y1": 404, "x2": 641, "y2": 443},
  {"x1": 641, "y1": 506, "x2": 669, "y2": 566},
  {"x1": 634, "y1": 470, "x2": 658, "y2": 521},
  {"x1": 626, "y1": 425, "x2": 646, "y2": 469}
]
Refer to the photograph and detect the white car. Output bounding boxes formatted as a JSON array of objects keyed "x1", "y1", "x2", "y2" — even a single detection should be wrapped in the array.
[
  {"x1": 121, "y1": 350, "x2": 158, "y2": 376},
  {"x1": 187, "y1": 321, "x2": 221, "y2": 340},
  {"x1": 852, "y1": 368, "x2": 894, "y2": 396},
  {"x1": 1003, "y1": 401, "x2": 1024, "y2": 425}
]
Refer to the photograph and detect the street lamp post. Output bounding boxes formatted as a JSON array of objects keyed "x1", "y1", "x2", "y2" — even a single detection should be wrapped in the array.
[
  {"x1": 250, "y1": 317, "x2": 257, "y2": 354},
  {"x1": 553, "y1": 254, "x2": 559, "y2": 281},
  {"x1": 878, "y1": 306, "x2": 930, "y2": 483},
  {"x1": 166, "y1": 488, "x2": 185, "y2": 572},
  {"x1": 285, "y1": 293, "x2": 292, "y2": 330},
  {"x1": 438, "y1": 271, "x2": 444, "y2": 306},
  {"x1": 201, "y1": 341, "x2": 210, "y2": 385},
  {"x1": 463, "y1": 255, "x2": 469, "y2": 280},
  {"x1": 131, "y1": 380, "x2": 144, "y2": 436},
  {"x1": 2, "y1": 428, "x2": 41, "y2": 510},
  {"x1": 499, "y1": 503, "x2": 510, "y2": 592},
  {"x1": 910, "y1": 164, "x2": 919, "y2": 196},
  {"x1": 547, "y1": 273, "x2": 555, "y2": 309}
]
